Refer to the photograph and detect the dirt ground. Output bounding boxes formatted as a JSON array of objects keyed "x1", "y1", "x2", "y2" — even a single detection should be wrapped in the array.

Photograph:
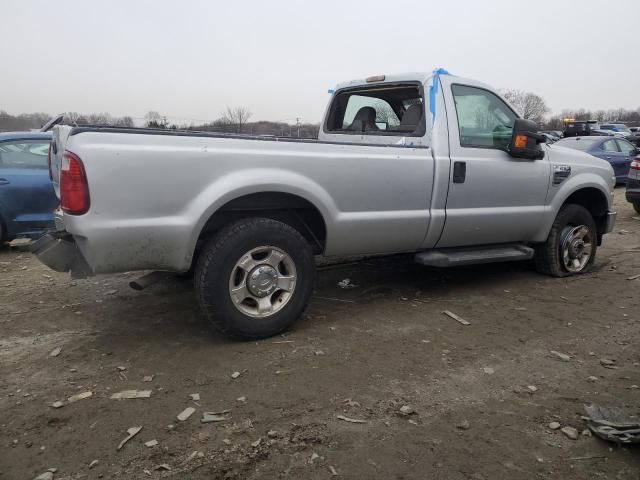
[{"x1": 1, "y1": 189, "x2": 639, "y2": 480}]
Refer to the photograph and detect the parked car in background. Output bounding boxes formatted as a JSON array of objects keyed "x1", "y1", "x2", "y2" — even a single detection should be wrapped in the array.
[
  {"x1": 0, "y1": 132, "x2": 57, "y2": 242},
  {"x1": 599, "y1": 123, "x2": 632, "y2": 138},
  {"x1": 541, "y1": 130, "x2": 563, "y2": 139},
  {"x1": 630, "y1": 127, "x2": 639, "y2": 134},
  {"x1": 541, "y1": 132, "x2": 560, "y2": 143},
  {"x1": 626, "y1": 154, "x2": 640, "y2": 214},
  {"x1": 554, "y1": 136, "x2": 637, "y2": 183},
  {"x1": 563, "y1": 121, "x2": 612, "y2": 137}
]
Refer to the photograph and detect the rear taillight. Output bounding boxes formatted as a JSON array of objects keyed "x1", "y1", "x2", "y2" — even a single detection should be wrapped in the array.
[
  {"x1": 47, "y1": 142, "x2": 53, "y2": 181},
  {"x1": 60, "y1": 150, "x2": 90, "y2": 215},
  {"x1": 631, "y1": 160, "x2": 640, "y2": 171}
]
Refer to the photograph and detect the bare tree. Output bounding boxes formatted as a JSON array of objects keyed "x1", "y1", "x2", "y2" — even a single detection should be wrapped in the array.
[
  {"x1": 501, "y1": 90, "x2": 550, "y2": 124},
  {"x1": 145, "y1": 111, "x2": 167, "y2": 129},
  {"x1": 222, "y1": 107, "x2": 252, "y2": 133}
]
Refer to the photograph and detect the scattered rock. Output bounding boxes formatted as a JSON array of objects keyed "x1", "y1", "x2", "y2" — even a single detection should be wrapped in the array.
[
  {"x1": 117, "y1": 426, "x2": 142, "y2": 450},
  {"x1": 581, "y1": 429, "x2": 592, "y2": 437},
  {"x1": 399, "y1": 405, "x2": 415, "y2": 416},
  {"x1": 600, "y1": 358, "x2": 617, "y2": 369},
  {"x1": 456, "y1": 420, "x2": 470, "y2": 430},
  {"x1": 314, "y1": 350, "x2": 325, "y2": 356},
  {"x1": 587, "y1": 376, "x2": 598, "y2": 382},
  {"x1": 105, "y1": 289, "x2": 117, "y2": 295},
  {"x1": 68, "y1": 391, "x2": 92, "y2": 403},
  {"x1": 251, "y1": 438, "x2": 262, "y2": 448},
  {"x1": 154, "y1": 464, "x2": 171, "y2": 471},
  {"x1": 337, "y1": 278, "x2": 357, "y2": 289},
  {"x1": 548, "y1": 422, "x2": 561, "y2": 430},
  {"x1": 177, "y1": 407, "x2": 196, "y2": 422},
  {"x1": 561, "y1": 426, "x2": 579, "y2": 440},
  {"x1": 328, "y1": 465, "x2": 338, "y2": 476},
  {"x1": 267, "y1": 430, "x2": 278, "y2": 438},
  {"x1": 110, "y1": 390, "x2": 152, "y2": 400},
  {"x1": 50, "y1": 401, "x2": 64, "y2": 409},
  {"x1": 527, "y1": 385, "x2": 538, "y2": 392},
  {"x1": 550, "y1": 350, "x2": 571, "y2": 362},
  {"x1": 145, "y1": 440, "x2": 158, "y2": 447},
  {"x1": 310, "y1": 452, "x2": 320, "y2": 462},
  {"x1": 237, "y1": 396, "x2": 247, "y2": 402},
  {"x1": 189, "y1": 393, "x2": 200, "y2": 401},
  {"x1": 117, "y1": 366, "x2": 127, "y2": 371},
  {"x1": 89, "y1": 459, "x2": 99, "y2": 469},
  {"x1": 231, "y1": 371, "x2": 241, "y2": 379},
  {"x1": 142, "y1": 375, "x2": 154, "y2": 382},
  {"x1": 483, "y1": 367, "x2": 494, "y2": 375},
  {"x1": 49, "y1": 347, "x2": 62, "y2": 357},
  {"x1": 201, "y1": 412, "x2": 231, "y2": 423}
]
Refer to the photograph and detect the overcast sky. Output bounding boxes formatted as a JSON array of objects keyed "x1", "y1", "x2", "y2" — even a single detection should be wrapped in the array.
[{"x1": 2, "y1": 0, "x2": 639, "y2": 124}]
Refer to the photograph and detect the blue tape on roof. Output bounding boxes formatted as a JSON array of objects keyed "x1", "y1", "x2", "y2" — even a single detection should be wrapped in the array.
[
  {"x1": 429, "y1": 68, "x2": 450, "y2": 122},
  {"x1": 327, "y1": 89, "x2": 335, "y2": 94}
]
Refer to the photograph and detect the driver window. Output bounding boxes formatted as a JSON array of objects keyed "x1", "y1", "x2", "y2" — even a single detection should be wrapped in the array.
[{"x1": 451, "y1": 84, "x2": 517, "y2": 150}]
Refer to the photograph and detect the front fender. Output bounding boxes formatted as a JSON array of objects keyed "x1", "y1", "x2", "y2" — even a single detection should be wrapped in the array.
[
  {"x1": 533, "y1": 172, "x2": 613, "y2": 242},
  {"x1": 184, "y1": 168, "x2": 338, "y2": 264}
]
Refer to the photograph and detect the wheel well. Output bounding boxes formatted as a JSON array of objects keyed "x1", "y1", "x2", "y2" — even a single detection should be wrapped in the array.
[
  {"x1": 195, "y1": 192, "x2": 327, "y2": 259},
  {"x1": 563, "y1": 187, "x2": 609, "y2": 234}
]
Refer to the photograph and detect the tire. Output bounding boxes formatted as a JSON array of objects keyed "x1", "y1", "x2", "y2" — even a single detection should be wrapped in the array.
[
  {"x1": 535, "y1": 204, "x2": 597, "y2": 277},
  {"x1": 194, "y1": 217, "x2": 315, "y2": 339},
  {"x1": 634, "y1": 201, "x2": 640, "y2": 215}
]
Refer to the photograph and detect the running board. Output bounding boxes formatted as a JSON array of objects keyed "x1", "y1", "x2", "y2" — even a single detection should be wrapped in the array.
[{"x1": 415, "y1": 244, "x2": 534, "y2": 268}]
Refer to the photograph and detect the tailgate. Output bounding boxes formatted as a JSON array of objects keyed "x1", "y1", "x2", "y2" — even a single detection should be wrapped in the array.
[{"x1": 49, "y1": 125, "x2": 74, "y2": 198}]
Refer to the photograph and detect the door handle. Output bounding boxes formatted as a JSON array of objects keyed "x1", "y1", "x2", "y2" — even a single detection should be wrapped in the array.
[
  {"x1": 0, "y1": 178, "x2": 10, "y2": 186},
  {"x1": 606, "y1": 156, "x2": 611, "y2": 160},
  {"x1": 453, "y1": 161, "x2": 466, "y2": 183}
]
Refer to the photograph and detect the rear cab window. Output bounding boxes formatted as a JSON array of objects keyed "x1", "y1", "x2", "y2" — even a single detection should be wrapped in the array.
[
  {"x1": 324, "y1": 83, "x2": 426, "y2": 138},
  {"x1": 0, "y1": 140, "x2": 50, "y2": 169}
]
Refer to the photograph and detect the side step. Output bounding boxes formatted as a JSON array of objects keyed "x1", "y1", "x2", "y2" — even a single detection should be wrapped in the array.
[{"x1": 415, "y1": 244, "x2": 534, "y2": 268}]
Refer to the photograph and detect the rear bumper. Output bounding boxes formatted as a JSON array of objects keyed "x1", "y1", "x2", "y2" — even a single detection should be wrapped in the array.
[
  {"x1": 31, "y1": 232, "x2": 92, "y2": 278},
  {"x1": 626, "y1": 180, "x2": 640, "y2": 203}
]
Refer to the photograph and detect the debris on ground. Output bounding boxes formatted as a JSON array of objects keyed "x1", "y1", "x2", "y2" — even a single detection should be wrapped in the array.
[
  {"x1": 144, "y1": 439, "x2": 159, "y2": 447},
  {"x1": 237, "y1": 396, "x2": 247, "y2": 402},
  {"x1": 49, "y1": 347, "x2": 62, "y2": 357},
  {"x1": 251, "y1": 438, "x2": 262, "y2": 448},
  {"x1": 231, "y1": 371, "x2": 241, "y2": 379},
  {"x1": 67, "y1": 391, "x2": 92, "y2": 403},
  {"x1": 117, "y1": 426, "x2": 142, "y2": 450},
  {"x1": 154, "y1": 464, "x2": 171, "y2": 471},
  {"x1": 142, "y1": 375, "x2": 154, "y2": 382},
  {"x1": 483, "y1": 367, "x2": 495, "y2": 375},
  {"x1": 550, "y1": 350, "x2": 571, "y2": 362},
  {"x1": 599, "y1": 358, "x2": 617, "y2": 369},
  {"x1": 189, "y1": 393, "x2": 200, "y2": 401},
  {"x1": 88, "y1": 459, "x2": 99, "y2": 469},
  {"x1": 337, "y1": 278, "x2": 358, "y2": 289},
  {"x1": 177, "y1": 407, "x2": 196, "y2": 421},
  {"x1": 584, "y1": 404, "x2": 640, "y2": 444},
  {"x1": 328, "y1": 465, "x2": 339, "y2": 476},
  {"x1": 9, "y1": 238, "x2": 32, "y2": 250},
  {"x1": 201, "y1": 411, "x2": 231, "y2": 423},
  {"x1": 110, "y1": 390, "x2": 152, "y2": 399},
  {"x1": 442, "y1": 310, "x2": 470, "y2": 326},
  {"x1": 627, "y1": 274, "x2": 640, "y2": 281},
  {"x1": 337, "y1": 414, "x2": 368, "y2": 424},
  {"x1": 267, "y1": 430, "x2": 278, "y2": 438},
  {"x1": 343, "y1": 398, "x2": 360, "y2": 408},
  {"x1": 50, "y1": 401, "x2": 64, "y2": 409},
  {"x1": 548, "y1": 422, "x2": 561, "y2": 430},
  {"x1": 587, "y1": 376, "x2": 599, "y2": 382},
  {"x1": 310, "y1": 452, "x2": 320, "y2": 462},
  {"x1": 33, "y1": 472, "x2": 53, "y2": 480},
  {"x1": 527, "y1": 385, "x2": 538, "y2": 392},
  {"x1": 561, "y1": 426, "x2": 579, "y2": 440}
]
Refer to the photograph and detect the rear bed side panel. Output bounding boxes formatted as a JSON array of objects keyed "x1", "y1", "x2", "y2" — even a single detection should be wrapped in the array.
[{"x1": 62, "y1": 131, "x2": 435, "y2": 273}]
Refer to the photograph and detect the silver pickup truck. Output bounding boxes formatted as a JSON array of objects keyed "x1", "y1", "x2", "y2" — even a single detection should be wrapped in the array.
[{"x1": 35, "y1": 70, "x2": 617, "y2": 339}]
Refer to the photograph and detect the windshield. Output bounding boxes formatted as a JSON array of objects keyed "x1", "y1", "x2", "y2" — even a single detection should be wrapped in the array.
[{"x1": 555, "y1": 137, "x2": 598, "y2": 151}]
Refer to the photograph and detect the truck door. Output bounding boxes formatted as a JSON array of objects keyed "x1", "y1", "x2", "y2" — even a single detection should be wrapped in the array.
[{"x1": 437, "y1": 80, "x2": 550, "y2": 247}]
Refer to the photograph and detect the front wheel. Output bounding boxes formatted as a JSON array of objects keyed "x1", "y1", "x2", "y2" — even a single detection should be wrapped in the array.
[
  {"x1": 194, "y1": 217, "x2": 315, "y2": 339},
  {"x1": 535, "y1": 204, "x2": 597, "y2": 277}
]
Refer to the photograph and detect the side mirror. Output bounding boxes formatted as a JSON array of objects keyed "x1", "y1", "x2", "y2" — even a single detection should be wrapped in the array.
[{"x1": 509, "y1": 118, "x2": 545, "y2": 160}]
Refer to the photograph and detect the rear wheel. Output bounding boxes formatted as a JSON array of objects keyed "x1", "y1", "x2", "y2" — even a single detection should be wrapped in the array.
[
  {"x1": 633, "y1": 201, "x2": 640, "y2": 215},
  {"x1": 194, "y1": 217, "x2": 315, "y2": 339},
  {"x1": 535, "y1": 204, "x2": 597, "y2": 277}
]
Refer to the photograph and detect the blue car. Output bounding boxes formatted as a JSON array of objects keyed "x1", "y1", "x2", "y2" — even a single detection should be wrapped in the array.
[
  {"x1": 554, "y1": 136, "x2": 637, "y2": 183},
  {"x1": 0, "y1": 131, "x2": 58, "y2": 242}
]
